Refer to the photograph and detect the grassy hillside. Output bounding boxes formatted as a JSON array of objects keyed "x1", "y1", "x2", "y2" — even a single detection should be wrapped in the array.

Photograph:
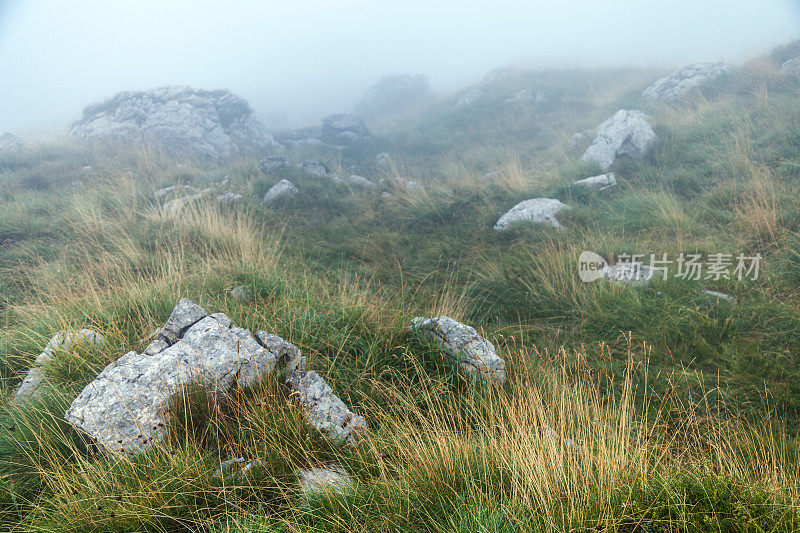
[{"x1": 0, "y1": 45, "x2": 800, "y2": 530}]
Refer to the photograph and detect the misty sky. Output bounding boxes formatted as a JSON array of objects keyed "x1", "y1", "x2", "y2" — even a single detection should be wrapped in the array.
[{"x1": 1, "y1": 0, "x2": 799, "y2": 135}]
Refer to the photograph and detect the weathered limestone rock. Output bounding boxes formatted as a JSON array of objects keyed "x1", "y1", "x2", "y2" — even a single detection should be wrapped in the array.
[
  {"x1": 355, "y1": 74, "x2": 431, "y2": 117},
  {"x1": 163, "y1": 188, "x2": 215, "y2": 213},
  {"x1": 298, "y1": 464, "x2": 352, "y2": 496},
  {"x1": 409, "y1": 316, "x2": 506, "y2": 384},
  {"x1": 70, "y1": 86, "x2": 277, "y2": 159},
  {"x1": 213, "y1": 457, "x2": 261, "y2": 482},
  {"x1": 217, "y1": 192, "x2": 242, "y2": 204},
  {"x1": 64, "y1": 298, "x2": 301, "y2": 453},
  {"x1": 262, "y1": 179, "x2": 299, "y2": 204},
  {"x1": 642, "y1": 63, "x2": 730, "y2": 102},
  {"x1": 321, "y1": 114, "x2": 370, "y2": 144},
  {"x1": 494, "y1": 198, "x2": 569, "y2": 231},
  {"x1": 347, "y1": 175, "x2": 374, "y2": 188},
  {"x1": 258, "y1": 156, "x2": 289, "y2": 174},
  {"x1": 15, "y1": 329, "x2": 105, "y2": 400},
  {"x1": 572, "y1": 172, "x2": 617, "y2": 191},
  {"x1": 582, "y1": 110, "x2": 657, "y2": 170},
  {"x1": 300, "y1": 159, "x2": 328, "y2": 177},
  {"x1": 286, "y1": 371, "x2": 366, "y2": 446}
]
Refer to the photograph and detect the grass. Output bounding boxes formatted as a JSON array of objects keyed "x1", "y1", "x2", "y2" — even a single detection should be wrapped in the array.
[{"x1": 0, "y1": 43, "x2": 799, "y2": 530}]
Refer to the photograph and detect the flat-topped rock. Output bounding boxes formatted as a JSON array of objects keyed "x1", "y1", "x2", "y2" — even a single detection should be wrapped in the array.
[
  {"x1": 409, "y1": 316, "x2": 506, "y2": 384},
  {"x1": 642, "y1": 63, "x2": 730, "y2": 102},
  {"x1": 582, "y1": 110, "x2": 657, "y2": 170},
  {"x1": 494, "y1": 198, "x2": 569, "y2": 231},
  {"x1": 64, "y1": 299, "x2": 301, "y2": 453},
  {"x1": 70, "y1": 86, "x2": 277, "y2": 159},
  {"x1": 572, "y1": 172, "x2": 616, "y2": 191},
  {"x1": 262, "y1": 179, "x2": 298, "y2": 204}
]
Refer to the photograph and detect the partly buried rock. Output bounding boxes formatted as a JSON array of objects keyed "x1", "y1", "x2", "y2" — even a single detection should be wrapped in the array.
[
  {"x1": 15, "y1": 329, "x2": 105, "y2": 401},
  {"x1": 156, "y1": 184, "x2": 198, "y2": 199},
  {"x1": 355, "y1": 74, "x2": 431, "y2": 117},
  {"x1": 286, "y1": 370, "x2": 366, "y2": 446},
  {"x1": 262, "y1": 179, "x2": 299, "y2": 204},
  {"x1": 347, "y1": 175, "x2": 374, "y2": 188},
  {"x1": 494, "y1": 198, "x2": 569, "y2": 231},
  {"x1": 321, "y1": 114, "x2": 370, "y2": 145},
  {"x1": 217, "y1": 192, "x2": 242, "y2": 204},
  {"x1": 163, "y1": 187, "x2": 215, "y2": 213},
  {"x1": 64, "y1": 298, "x2": 302, "y2": 453},
  {"x1": 642, "y1": 63, "x2": 730, "y2": 102},
  {"x1": 0, "y1": 132, "x2": 24, "y2": 153},
  {"x1": 298, "y1": 464, "x2": 353, "y2": 496},
  {"x1": 572, "y1": 172, "x2": 616, "y2": 191},
  {"x1": 70, "y1": 86, "x2": 278, "y2": 159},
  {"x1": 409, "y1": 316, "x2": 506, "y2": 384},
  {"x1": 258, "y1": 156, "x2": 290, "y2": 174},
  {"x1": 300, "y1": 159, "x2": 328, "y2": 177},
  {"x1": 582, "y1": 110, "x2": 657, "y2": 170}
]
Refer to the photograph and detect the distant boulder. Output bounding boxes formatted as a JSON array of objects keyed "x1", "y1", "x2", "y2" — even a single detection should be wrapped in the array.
[
  {"x1": 321, "y1": 114, "x2": 370, "y2": 144},
  {"x1": 263, "y1": 179, "x2": 299, "y2": 204},
  {"x1": 258, "y1": 156, "x2": 290, "y2": 174},
  {"x1": 70, "y1": 86, "x2": 278, "y2": 159},
  {"x1": 781, "y1": 57, "x2": 800, "y2": 76},
  {"x1": 274, "y1": 127, "x2": 324, "y2": 147},
  {"x1": 642, "y1": 63, "x2": 730, "y2": 102},
  {"x1": 494, "y1": 198, "x2": 569, "y2": 231},
  {"x1": 455, "y1": 87, "x2": 485, "y2": 107},
  {"x1": 300, "y1": 159, "x2": 328, "y2": 177},
  {"x1": 355, "y1": 74, "x2": 431, "y2": 117},
  {"x1": 0, "y1": 132, "x2": 24, "y2": 153},
  {"x1": 376, "y1": 152, "x2": 391, "y2": 167},
  {"x1": 582, "y1": 110, "x2": 656, "y2": 170}
]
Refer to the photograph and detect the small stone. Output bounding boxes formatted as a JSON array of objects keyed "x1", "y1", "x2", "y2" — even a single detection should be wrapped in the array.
[
  {"x1": 572, "y1": 172, "x2": 616, "y2": 191},
  {"x1": 494, "y1": 198, "x2": 569, "y2": 231},
  {"x1": 298, "y1": 464, "x2": 352, "y2": 496}
]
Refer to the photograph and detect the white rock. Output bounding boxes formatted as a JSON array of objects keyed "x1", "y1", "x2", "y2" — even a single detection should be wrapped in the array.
[
  {"x1": 572, "y1": 172, "x2": 616, "y2": 191},
  {"x1": 409, "y1": 316, "x2": 506, "y2": 383},
  {"x1": 217, "y1": 192, "x2": 242, "y2": 203},
  {"x1": 582, "y1": 110, "x2": 657, "y2": 170},
  {"x1": 258, "y1": 156, "x2": 289, "y2": 174},
  {"x1": 297, "y1": 464, "x2": 352, "y2": 496},
  {"x1": 300, "y1": 159, "x2": 328, "y2": 177},
  {"x1": 64, "y1": 299, "x2": 300, "y2": 453},
  {"x1": 494, "y1": 198, "x2": 569, "y2": 231},
  {"x1": 262, "y1": 179, "x2": 299, "y2": 204},
  {"x1": 348, "y1": 175, "x2": 374, "y2": 187},
  {"x1": 15, "y1": 329, "x2": 105, "y2": 400},
  {"x1": 286, "y1": 370, "x2": 366, "y2": 446},
  {"x1": 642, "y1": 63, "x2": 730, "y2": 102}
]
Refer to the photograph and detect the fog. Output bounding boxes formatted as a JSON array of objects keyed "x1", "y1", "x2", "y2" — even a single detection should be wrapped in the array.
[{"x1": 1, "y1": 0, "x2": 798, "y2": 135}]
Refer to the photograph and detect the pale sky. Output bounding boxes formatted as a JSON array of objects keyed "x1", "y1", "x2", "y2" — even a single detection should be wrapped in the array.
[{"x1": 1, "y1": 0, "x2": 798, "y2": 135}]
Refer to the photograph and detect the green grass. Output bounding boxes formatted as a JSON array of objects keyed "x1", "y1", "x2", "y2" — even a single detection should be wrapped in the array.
[{"x1": 0, "y1": 44, "x2": 799, "y2": 530}]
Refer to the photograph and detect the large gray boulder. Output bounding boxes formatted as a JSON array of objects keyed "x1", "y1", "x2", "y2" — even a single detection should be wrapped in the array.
[
  {"x1": 262, "y1": 179, "x2": 299, "y2": 204},
  {"x1": 286, "y1": 370, "x2": 366, "y2": 446},
  {"x1": 321, "y1": 114, "x2": 370, "y2": 144},
  {"x1": 355, "y1": 74, "x2": 431, "y2": 117},
  {"x1": 70, "y1": 86, "x2": 278, "y2": 159},
  {"x1": 409, "y1": 316, "x2": 506, "y2": 384},
  {"x1": 582, "y1": 110, "x2": 657, "y2": 170},
  {"x1": 15, "y1": 329, "x2": 105, "y2": 401},
  {"x1": 642, "y1": 63, "x2": 730, "y2": 102},
  {"x1": 494, "y1": 198, "x2": 569, "y2": 231},
  {"x1": 0, "y1": 132, "x2": 24, "y2": 153},
  {"x1": 64, "y1": 298, "x2": 302, "y2": 453}
]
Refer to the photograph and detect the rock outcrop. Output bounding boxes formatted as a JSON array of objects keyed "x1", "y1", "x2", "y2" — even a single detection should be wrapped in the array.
[
  {"x1": 494, "y1": 198, "x2": 569, "y2": 231},
  {"x1": 64, "y1": 298, "x2": 302, "y2": 453},
  {"x1": 262, "y1": 179, "x2": 299, "y2": 204},
  {"x1": 15, "y1": 329, "x2": 105, "y2": 401},
  {"x1": 320, "y1": 114, "x2": 370, "y2": 145},
  {"x1": 582, "y1": 110, "x2": 657, "y2": 170},
  {"x1": 286, "y1": 370, "x2": 366, "y2": 446},
  {"x1": 70, "y1": 86, "x2": 277, "y2": 159},
  {"x1": 572, "y1": 172, "x2": 617, "y2": 191},
  {"x1": 355, "y1": 74, "x2": 431, "y2": 117},
  {"x1": 300, "y1": 159, "x2": 328, "y2": 177},
  {"x1": 298, "y1": 464, "x2": 352, "y2": 496},
  {"x1": 409, "y1": 316, "x2": 506, "y2": 384},
  {"x1": 347, "y1": 175, "x2": 374, "y2": 188},
  {"x1": 0, "y1": 132, "x2": 24, "y2": 153},
  {"x1": 781, "y1": 57, "x2": 800, "y2": 76},
  {"x1": 455, "y1": 87, "x2": 485, "y2": 107},
  {"x1": 642, "y1": 63, "x2": 730, "y2": 102}
]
